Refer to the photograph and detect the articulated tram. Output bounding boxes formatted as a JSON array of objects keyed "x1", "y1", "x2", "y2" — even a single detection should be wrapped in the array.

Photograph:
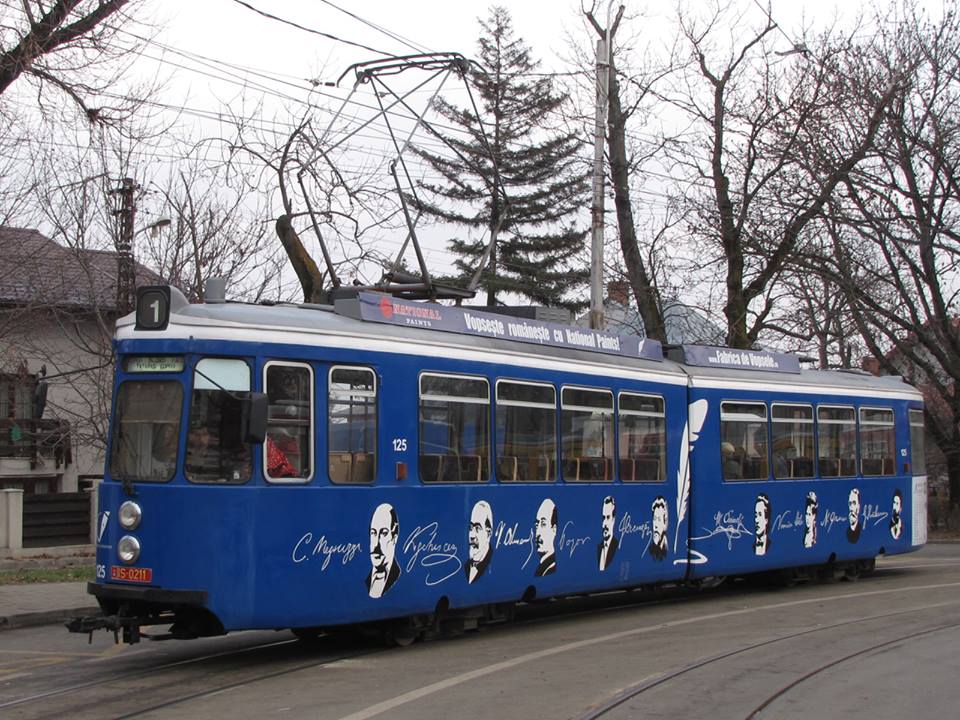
[{"x1": 69, "y1": 284, "x2": 926, "y2": 644}]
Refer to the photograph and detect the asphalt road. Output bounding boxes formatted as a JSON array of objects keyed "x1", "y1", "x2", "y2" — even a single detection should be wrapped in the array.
[{"x1": 2, "y1": 544, "x2": 958, "y2": 720}]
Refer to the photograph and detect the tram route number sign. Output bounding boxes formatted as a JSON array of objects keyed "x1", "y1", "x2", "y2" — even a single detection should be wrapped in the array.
[
  {"x1": 345, "y1": 292, "x2": 664, "y2": 361},
  {"x1": 110, "y1": 566, "x2": 154, "y2": 583}
]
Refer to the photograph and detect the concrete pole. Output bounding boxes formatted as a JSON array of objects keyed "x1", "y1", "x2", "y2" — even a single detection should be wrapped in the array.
[
  {"x1": 589, "y1": 36, "x2": 609, "y2": 330},
  {"x1": 0, "y1": 488, "x2": 24, "y2": 551}
]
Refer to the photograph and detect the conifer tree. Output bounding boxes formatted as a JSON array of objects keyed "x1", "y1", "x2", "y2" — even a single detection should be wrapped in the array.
[{"x1": 412, "y1": 6, "x2": 589, "y2": 309}]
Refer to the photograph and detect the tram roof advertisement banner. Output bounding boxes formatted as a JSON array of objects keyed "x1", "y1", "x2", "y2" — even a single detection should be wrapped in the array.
[
  {"x1": 345, "y1": 292, "x2": 664, "y2": 361},
  {"x1": 680, "y1": 344, "x2": 801, "y2": 373}
]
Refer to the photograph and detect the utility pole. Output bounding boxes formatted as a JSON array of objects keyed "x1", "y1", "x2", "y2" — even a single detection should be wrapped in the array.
[
  {"x1": 112, "y1": 178, "x2": 138, "y2": 315},
  {"x1": 589, "y1": 15, "x2": 612, "y2": 330}
]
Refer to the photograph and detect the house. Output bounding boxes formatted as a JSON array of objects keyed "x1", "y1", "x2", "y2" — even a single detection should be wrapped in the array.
[
  {"x1": 0, "y1": 227, "x2": 161, "y2": 493},
  {"x1": 579, "y1": 281, "x2": 726, "y2": 345}
]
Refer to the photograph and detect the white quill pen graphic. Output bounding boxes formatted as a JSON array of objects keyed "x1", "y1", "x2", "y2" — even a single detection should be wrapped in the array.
[{"x1": 675, "y1": 399, "x2": 708, "y2": 552}]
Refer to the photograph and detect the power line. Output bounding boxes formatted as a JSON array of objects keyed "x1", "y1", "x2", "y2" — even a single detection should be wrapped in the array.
[
  {"x1": 228, "y1": 0, "x2": 399, "y2": 58},
  {"x1": 316, "y1": 0, "x2": 433, "y2": 55}
]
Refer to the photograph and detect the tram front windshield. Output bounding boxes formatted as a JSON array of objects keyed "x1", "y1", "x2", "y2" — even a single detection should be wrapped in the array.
[{"x1": 109, "y1": 381, "x2": 183, "y2": 482}]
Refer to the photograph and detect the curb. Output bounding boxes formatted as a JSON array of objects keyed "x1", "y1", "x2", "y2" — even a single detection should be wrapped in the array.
[{"x1": 0, "y1": 606, "x2": 99, "y2": 631}]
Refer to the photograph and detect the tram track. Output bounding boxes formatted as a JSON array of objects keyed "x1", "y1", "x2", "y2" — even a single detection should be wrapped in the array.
[
  {"x1": 6, "y1": 569, "x2": 954, "y2": 719},
  {"x1": 576, "y1": 602, "x2": 960, "y2": 720},
  {"x1": 0, "y1": 638, "x2": 344, "y2": 717}
]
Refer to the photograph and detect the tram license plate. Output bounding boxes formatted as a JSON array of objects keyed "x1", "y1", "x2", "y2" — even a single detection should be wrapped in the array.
[{"x1": 110, "y1": 566, "x2": 153, "y2": 583}]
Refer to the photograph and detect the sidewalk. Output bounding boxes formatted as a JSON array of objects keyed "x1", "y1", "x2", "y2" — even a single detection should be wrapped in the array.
[
  {"x1": 0, "y1": 545, "x2": 98, "y2": 630},
  {"x1": 0, "y1": 580, "x2": 97, "y2": 630}
]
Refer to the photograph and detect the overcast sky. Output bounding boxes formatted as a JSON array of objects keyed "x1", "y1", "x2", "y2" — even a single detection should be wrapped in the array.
[{"x1": 131, "y1": 0, "x2": 939, "y2": 293}]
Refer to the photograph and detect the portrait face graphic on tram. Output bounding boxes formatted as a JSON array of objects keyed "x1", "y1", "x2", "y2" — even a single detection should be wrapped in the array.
[
  {"x1": 803, "y1": 491, "x2": 818, "y2": 549},
  {"x1": 366, "y1": 503, "x2": 400, "y2": 598},
  {"x1": 466, "y1": 500, "x2": 494, "y2": 584},
  {"x1": 890, "y1": 489, "x2": 903, "y2": 540},
  {"x1": 598, "y1": 496, "x2": 617, "y2": 571},
  {"x1": 650, "y1": 496, "x2": 669, "y2": 561},
  {"x1": 846, "y1": 488, "x2": 862, "y2": 543},
  {"x1": 754, "y1": 493, "x2": 771, "y2": 556},
  {"x1": 535, "y1": 498, "x2": 557, "y2": 576}
]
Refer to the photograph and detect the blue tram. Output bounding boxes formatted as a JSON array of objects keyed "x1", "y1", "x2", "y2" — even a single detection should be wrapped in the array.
[{"x1": 69, "y1": 285, "x2": 926, "y2": 643}]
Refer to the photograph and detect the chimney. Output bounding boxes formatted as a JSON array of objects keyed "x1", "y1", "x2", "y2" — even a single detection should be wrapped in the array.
[{"x1": 607, "y1": 280, "x2": 631, "y2": 306}]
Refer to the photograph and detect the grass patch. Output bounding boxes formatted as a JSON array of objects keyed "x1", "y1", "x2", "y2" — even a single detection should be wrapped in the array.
[{"x1": 0, "y1": 566, "x2": 94, "y2": 585}]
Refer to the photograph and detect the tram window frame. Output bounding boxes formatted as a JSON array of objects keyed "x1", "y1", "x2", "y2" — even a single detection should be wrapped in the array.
[
  {"x1": 909, "y1": 409, "x2": 926, "y2": 476},
  {"x1": 859, "y1": 406, "x2": 896, "y2": 477},
  {"x1": 185, "y1": 357, "x2": 254, "y2": 485},
  {"x1": 494, "y1": 379, "x2": 557, "y2": 483},
  {"x1": 263, "y1": 361, "x2": 314, "y2": 484},
  {"x1": 770, "y1": 403, "x2": 815, "y2": 480},
  {"x1": 561, "y1": 386, "x2": 615, "y2": 483},
  {"x1": 720, "y1": 401, "x2": 769, "y2": 481},
  {"x1": 109, "y1": 379, "x2": 183, "y2": 483},
  {"x1": 328, "y1": 366, "x2": 377, "y2": 485},
  {"x1": 419, "y1": 372, "x2": 490, "y2": 484},
  {"x1": 618, "y1": 392, "x2": 666, "y2": 483},
  {"x1": 816, "y1": 405, "x2": 858, "y2": 477}
]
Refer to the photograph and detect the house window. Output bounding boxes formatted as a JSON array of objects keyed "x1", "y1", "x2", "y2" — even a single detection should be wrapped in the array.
[{"x1": 0, "y1": 373, "x2": 33, "y2": 419}]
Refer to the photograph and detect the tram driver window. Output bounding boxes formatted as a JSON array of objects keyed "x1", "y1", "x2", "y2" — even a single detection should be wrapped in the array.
[
  {"x1": 495, "y1": 380, "x2": 556, "y2": 482},
  {"x1": 264, "y1": 363, "x2": 313, "y2": 482},
  {"x1": 817, "y1": 406, "x2": 857, "y2": 477},
  {"x1": 771, "y1": 404, "x2": 814, "y2": 479},
  {"x1": 561, "y1": 387, "x2": 614, "y2": 482},
  {"x1": 419, "y1": 373, "x2": 489, "y2": 483},
  {"x1": 720, "y1": 402, "x2": 768, "y2": 481},
  {"x1": 328, "y1": 367, "x2": 377, "y2": 484},
  {"x1": 186, "y1": 358, "x2": 252, "y2": 484},
  {"x1": 618, "y1": 393, "x2": 665, "y2": 482},
  {"x1": 860, "y1": 407, "x2": 896, "y2": 476}
]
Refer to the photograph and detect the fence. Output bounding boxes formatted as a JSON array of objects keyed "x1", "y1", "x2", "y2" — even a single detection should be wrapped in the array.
[{"x1": 1, "y1": 484, "x2": 98, "y2": 551}]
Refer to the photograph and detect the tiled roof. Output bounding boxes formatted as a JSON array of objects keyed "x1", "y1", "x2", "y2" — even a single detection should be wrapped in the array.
[{"x1": 0, "y1": 226, "x2": 162, "y2": 311}]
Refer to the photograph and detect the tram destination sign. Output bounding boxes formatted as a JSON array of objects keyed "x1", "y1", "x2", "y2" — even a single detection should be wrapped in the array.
[
  {"x1": 681, "y1": 344, "x2": 801, "y2": 373},
  {"x1": 342, "y1": 292, "x2": 663, "y2": 361}
]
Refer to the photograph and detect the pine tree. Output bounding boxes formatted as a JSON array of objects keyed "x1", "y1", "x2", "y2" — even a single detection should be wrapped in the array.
[{"x1": 412, "y1": 6, "x2": 589, "y2": 309}]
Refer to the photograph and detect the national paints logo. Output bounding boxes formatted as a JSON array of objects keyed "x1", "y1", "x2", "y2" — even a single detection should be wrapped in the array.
[{"x1": 379, "y1": 296, "x2": 394, "y2": 319}]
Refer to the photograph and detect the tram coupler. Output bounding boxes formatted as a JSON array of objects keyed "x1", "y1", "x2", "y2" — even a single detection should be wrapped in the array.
[{"x1": 65, "y1": 613, "x2": 142, "y2": 644}]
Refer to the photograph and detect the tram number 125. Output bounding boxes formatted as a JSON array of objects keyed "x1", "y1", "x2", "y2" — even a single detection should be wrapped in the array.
[{"x1": 392, "y1": 438, "x2": 408, "y2": 452}]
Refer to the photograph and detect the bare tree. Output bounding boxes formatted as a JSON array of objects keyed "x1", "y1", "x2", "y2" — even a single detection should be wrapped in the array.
[
  {"x1": 658, "y1": 1, "x2": 903, "y2": 348},
  {"x1": 146, "y1": 160, "x2": 289, "y2": 302},
  {"x1": 803, "y1": 1, "x2": 960, "y2": 511},
  {"x1": 0, "y1": 1, "x2": 140, "y2": 121}
]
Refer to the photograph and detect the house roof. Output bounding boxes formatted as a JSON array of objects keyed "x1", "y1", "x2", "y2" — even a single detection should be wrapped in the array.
[
  {"x1": 0, "y1": 226, "x2": 162, "y2": 311},
  {"x1": 578, "y1": 297, "x2": 726, "y2": 346}
]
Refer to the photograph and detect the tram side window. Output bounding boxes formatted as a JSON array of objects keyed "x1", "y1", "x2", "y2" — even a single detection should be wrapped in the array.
[
  {"x1": 817, "y1": 406, "x2": 857, "y2": 477},
  {"x1": 495, "y1": 381, "x2": 556, "y2": 482},
  {"x1": 419, "y1": 373, "x2": 489, "y2": 483},
  {"x1": 771, "y1": 404, "x2": 814, "y2": 479},
  {"x1": 860, "y1": 407, "x2": 895, "y2": 476},
  {"x1": 720, "y1": 402, "x2": 768, "y2": 481},
  {"x1": 328, "y1": 367, "x2": 377, "y2": 484},
  {"x1": 618, "y1": 393, "x2": 665, "y2": 482},
  {"x1": 109, "y1": 381, "x2": 182, "y2": 483},
  {"x1": 910, "y1": 409, "x2": 926, "y2": 476},
  {"x1": 561, "y1": 387, "x2": 614, "y2": 482},
  {"x1": 264, "y1": 363, "x2": 313, "y2": 482},
  {"x1": 186, "y1": 358, "x2": 253, "y2": 484}
]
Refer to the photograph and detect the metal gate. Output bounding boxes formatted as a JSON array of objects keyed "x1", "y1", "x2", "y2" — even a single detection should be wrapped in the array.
[{"x1": 22, "y1": 492, "x2": 90, "y2": 547}]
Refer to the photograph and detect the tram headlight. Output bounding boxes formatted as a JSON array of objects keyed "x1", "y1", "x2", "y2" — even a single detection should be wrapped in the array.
[
  {"x1": 117, "y1": 535, "x2": 141, "y2": 565},
  {"x1": 118, "y1": 501, "x2": 142, "y2": 530}
]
